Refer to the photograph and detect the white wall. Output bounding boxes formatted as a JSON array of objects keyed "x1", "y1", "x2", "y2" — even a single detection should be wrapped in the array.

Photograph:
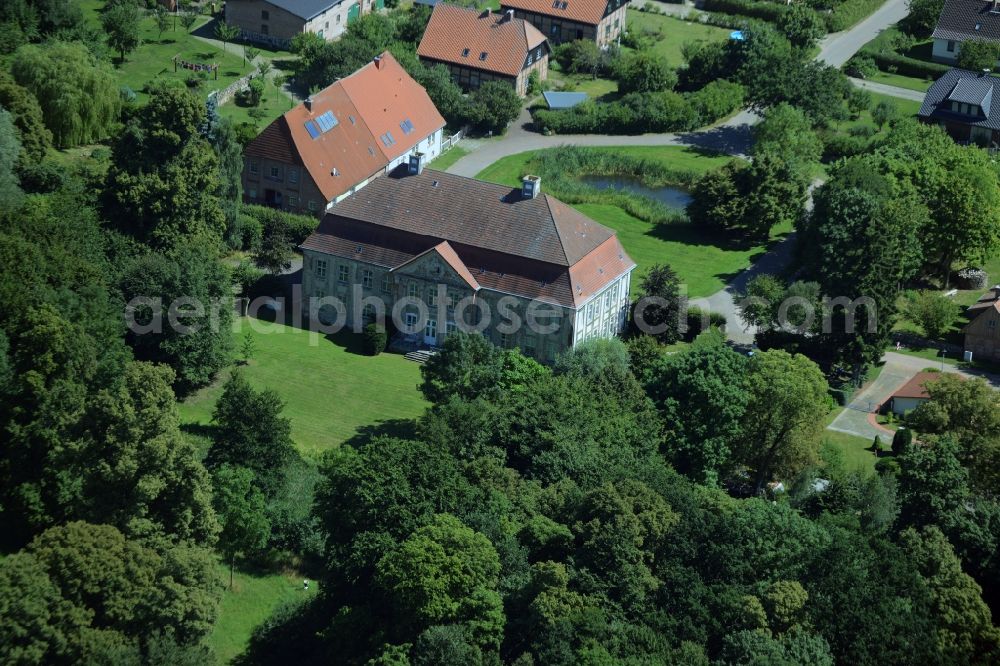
[
  {"x1": 891, "y1": 396, "x2": 926, "y2": 416},
  {"x1": 572, "y1": 271, "x2": 632, "y2": 346},
  {"x1": 932, "y1": 37, "x2": 958, "y2": 63}
]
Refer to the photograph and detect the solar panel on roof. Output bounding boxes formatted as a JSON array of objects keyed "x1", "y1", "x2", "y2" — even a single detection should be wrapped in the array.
[
  {"x1": 304, "y1": 120, "x2": 320, "y2": 139},
  {"x1": 400, "y1": 118, "x2": 414, "y2": 135},
  {"x1": 381, "y1": 131, "x2": 396, "y2": 147},
  {"x1": 316, "y1": 110, "x2": 338, "y2": 132}
]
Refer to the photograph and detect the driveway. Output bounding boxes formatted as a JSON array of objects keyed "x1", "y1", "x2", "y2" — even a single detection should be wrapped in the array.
[
  {"x1": 815, "y1": 0, "x2": 908, "y2": 67},
  {"x1": 850, "y1": 77, "x2": 926, "y2": 101},
  {"x1": 827, "y1": 351, "x2": 1000, "y2": 441}
]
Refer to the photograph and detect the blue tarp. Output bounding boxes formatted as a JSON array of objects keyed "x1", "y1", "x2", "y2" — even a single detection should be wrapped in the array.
[
  {"x1": 730, "y1": 30, "x2": 745, "y2": 41},
  {"x1": 542, "y1": 91, "x2": 590, "y2": 110}
]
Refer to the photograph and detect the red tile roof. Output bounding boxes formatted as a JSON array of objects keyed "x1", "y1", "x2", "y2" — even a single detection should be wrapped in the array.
[
  {"x1": 417, "y1": 5, "x2": 548, "y2": 77},
  {"x1": 501, "y1": 0, "x2": 614, "y2": 27},
  {"x1": 892, "y1": 371, "x2": 949, "y2": 400},
  {"x1": 300, "y1": 167, "x2": 635, "y2": 308},
  {"x1": 244, "y1": 52, "x2": 445, "y2": 203}
]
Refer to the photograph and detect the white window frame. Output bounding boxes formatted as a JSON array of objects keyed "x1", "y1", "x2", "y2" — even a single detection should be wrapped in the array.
[{"x1": 315, "y1": 259, "x2": 327, "y2": 279}]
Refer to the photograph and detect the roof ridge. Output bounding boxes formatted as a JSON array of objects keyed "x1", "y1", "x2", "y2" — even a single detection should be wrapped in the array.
[{"x1": 543, "y1": 193, "x2": 571, "y2": 265}]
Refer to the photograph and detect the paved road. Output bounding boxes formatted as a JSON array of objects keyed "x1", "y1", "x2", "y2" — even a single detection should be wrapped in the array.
[
  {"x1": 850, "y1": 77, "x2": 926, "y2": 101},
  {"x1": 816, "y1": 0, "x2": 908, "y2": 67},
  {"x1": 827, "y1": 351, "x2": 1000, "y2": 441}
]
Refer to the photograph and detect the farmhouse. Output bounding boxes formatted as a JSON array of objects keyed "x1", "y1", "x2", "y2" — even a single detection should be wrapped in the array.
[
  {"x1": 918, "y1": 68, "x2": 1000, "y2": 147},
  {"x1": 242, "y1": 52, "x2": 445, "y2": 216},
  {"x1": 499, "y1": 0, "x2": 627, "y2": 46},
  {"x1": 417, "y1": 5, "x2": 549, "y2": 96},
  {"x1": 931, "y1": 0, "x2": 1000, "y2": 64},
  {"x1": 888, "y1": 372, "x2": 948, "y2": 416},
  {"x1": 964, "y1": 285, "x2": 1000, "y2": 360},
  {"x1": 300, "y1": 164, "x2": 636, "y2": 359},
  {"x1": 224, "y1": 0, "x2": 380, "y2": 48}
]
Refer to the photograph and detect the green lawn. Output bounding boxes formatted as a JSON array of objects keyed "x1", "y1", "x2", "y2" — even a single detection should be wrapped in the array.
[
  {"x1": 429, "y1": 144, "x2": 471, "y2": 171},
  {"x1": 475, "y1": 146, "x2": 760, "y2": 298},
  {"x1": 206, "y1": 562, "x2": 316, "y2": 664},
  {"x1": 627, "y1": 10, "x2": 731, "y2": 68},
  {"x1": 177, "y1": 319, "x2": 428, "y2": 457},
  {"x1": 866, "y1": 70, "x2": 934, "y2": 93},
  {"x1": 822, "y1": 429, "x2": 879, "y2": 476},
  {"x1": 575, "y1": 203, "x2": 791, "y2": 298},
  {"x1": 217, "y1": 85, "x2": 297, "y2": 128}
]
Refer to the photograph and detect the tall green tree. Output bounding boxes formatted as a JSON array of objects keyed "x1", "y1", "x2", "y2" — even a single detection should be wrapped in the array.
[
  {"x1": 213, "y1": 465, "x2": 271, "y2": 588},
  {"x1": 376, "y1": 514, "x2": 504, "y2": 649},
  {"x1": 957, "y1": 40, "x2": 1000, "y2": 72},
  {"x1": 634, "y1": 263, "x2": 685, "y2": 344},
  {"x1": 753, "y1": 103, "x2": 821, "y2": 177},
  {"x1": 206, "y1": 371, "x2": 295, "y2": 498},
  {"x1": 101, "y1": 0, "x2": 141, "y2": 62},
  {"x1": 211, "y1": 118, "x2": 244, "y2": 250},
  {"x1": 0, "y1": 70, "x2": 51, "y2": 161},
  {"x1": 214, "y1": 21, "x2": 239, "y2": 55},
  {"x1": 466, "y1": 81, "x2": 521, "y2": 134},
  {"x1": 739, "y1": 350, "x2": 830, "y2": 493},
  {"x1": 10, "y1": 41, "x2": 120, "y2": 147},
  {"x1": 120, "y1": 245, "x2": 233, "y2": 393},
  {"x1": 0, "y1": 107, "x2": 23, "y2": 209}
]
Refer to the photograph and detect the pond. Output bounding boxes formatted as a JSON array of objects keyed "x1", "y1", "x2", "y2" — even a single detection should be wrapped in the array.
[{"x1": 580, "y1": 175, "x2": 692, "y2": 210}]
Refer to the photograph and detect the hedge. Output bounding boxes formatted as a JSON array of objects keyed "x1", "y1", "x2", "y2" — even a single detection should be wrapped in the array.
[
  {"x1": 533, "y1": 81, "x2": 744, "y2": 135},
  {"x1": 857, "y1": 48, "x2": 950, "y2": 80},
  {"x1": 826, "y1": 0, "x2": 887, "y2": 32},
  {"x1": 363, "y1": 323, "x2": 388, "y2": 356},
  {"x1": 241, "y1": 203, "x2": 318, "y2": 245},
  {"x1": 701, "y1": 0, "x2": 787, "y2": 23}
]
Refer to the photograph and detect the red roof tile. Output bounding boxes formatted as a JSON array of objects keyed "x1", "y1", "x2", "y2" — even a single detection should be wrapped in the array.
[
  {"x1": 393, "y1": 241, "x2": 483, "y2": 290},
  {"x1": 418, "y1": 5, "x2": 548, "y2": 77},
  {"x1": 244, "y1": 52, "x2": 445, "y2": 202},
  {"x1": 893, "y1": 371, "x2": 952, "y2": 400},
  {"x1": 501, "y1": 0, "x2": 613, "y2": 27}
]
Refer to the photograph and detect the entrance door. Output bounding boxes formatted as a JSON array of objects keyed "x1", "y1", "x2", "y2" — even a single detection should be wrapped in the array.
[
  {"x1": 347, "y1": 3, "x2": 360, "y2": 24},
  {"x1": 404, "y1": 312, "x2": 418, "y2": 333},
  {"x1": 424, "y1": 319, "x2": 437, "y2": 346}
]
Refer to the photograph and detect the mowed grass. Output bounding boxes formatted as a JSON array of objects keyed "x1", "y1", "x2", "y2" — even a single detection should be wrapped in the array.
[
  {"x1": 429, "y1": 144, "x2": 471, "y2": 171},
  {"x1": 80, "y1": 2, "x2": 255, "y2": 103},
  {"x1": 177, "y1": 319, "x2": 427, "y2": 457},
  {"x1": 866, "y1": 70, "x2": 934, "y2": 92},
  {"x1": 574, "y1": 203, "x2": 791, "y2": 298},
  {"x1": 205, "y1": 563, "x2": 316, "y2": 664},
  {"x1": 822, "y1": 429, "x2": 879, "y2": 476},
  {"x1": 627, "y1": 10, "x2": 732, "y2": 67},
  {"x1": 476, "y1": 146, "x2": 759, "y2": 297}
]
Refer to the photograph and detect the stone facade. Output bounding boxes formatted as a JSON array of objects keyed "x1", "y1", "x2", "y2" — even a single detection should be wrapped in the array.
[
  {"x1": 225, "y1": 0, "x2": 378, "y2": 47},
  {"x1": 301, "y1": 246, "x2": 631, "y2": 361},
  {"x1": 503, "y1": 0, "x2": 627, "y2": 46}
]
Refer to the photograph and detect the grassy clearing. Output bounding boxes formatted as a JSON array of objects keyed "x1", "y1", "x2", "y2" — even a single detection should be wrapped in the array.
[
  {"x1": 217, "y1": 85, "x2": 297, "y2": 127},
  {"x1": 627, "y1": 10, "x2": 732, "y2": 67},
  {"x1": 476, "y1": 146, "x2": 763, "y2": 298},
  {"x1": 573, "y1": 203, "x2": 792, "y2": 298},
  {"x1": 866, "y1": 70, "x2": 933, "y2": 92},
  {"x1": 205, "y1": 562, "x2": 316, "y2": 664},
  {"x1": 177, "y1": 318, "x2": 427, "y2": 457},
  {"x1": 822, "y1": 429, "x2": 879, "y2": 475},
  {"x1": 429, "y1": 144, "x2": 471, "y2": 171}
]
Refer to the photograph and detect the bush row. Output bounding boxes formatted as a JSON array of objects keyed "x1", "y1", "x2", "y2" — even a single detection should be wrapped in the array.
[
  {"x1": 533, "y1": 80, "x2": 744, "y2": 136},
  {"x1": 701, "y1": 0, "x2": 788, "y2": 24},
  {"x1": 825, "y1": 0, "x2": 887, "y2": 32},
  {"x1": 854, "y1": 48, "x2": 950, "y2": 79}
]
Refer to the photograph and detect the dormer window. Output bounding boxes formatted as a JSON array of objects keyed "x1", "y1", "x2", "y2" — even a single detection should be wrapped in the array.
[
  {"x1": 461, "y1": 48, "x2": 470, "y2": 57},
  {"x1": 479, "y1": 51, "x2": 488, "y2": 61}
]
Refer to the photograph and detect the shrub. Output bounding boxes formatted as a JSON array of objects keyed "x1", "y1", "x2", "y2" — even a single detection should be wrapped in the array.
[
  {"x1": 363, "y1": 323, "x2": 388, "y2": 356},
  {"x1": 242, "y1": 204, "x2": 317, "y2": 244},
  {"x1": 826, "y1": 0, "x2": 885, "y2": 31},
  {"x1": 688, "y1": 79, "x2": 745, "y2": 124},
  {"x1": 820, "y1": 131, "x2": 873, "y2": 160},
  {"x1": 955, "y1": 267, "x2": 988, "y2": 290},
  {"x1": 685, "y1": 306, "x2": 727, "y2": 339},
  {"x1": 861, "y1": 48, "x2": 949, "y2": 79},
  {"x1": 891, "y1": 427, "x2": 912, "y2": 456},
  {"x1": 701, "y1": 0, "x2": 788, "y2": 23},
  {"x1": 844, "y1": 54, "x2": 878, "y2": 78},
  {"x1": 614, "y1": 52, "x2": 677, "y2": 93},
  {"x1": 957, "y1": 40, "x2": 1000, "y2": 72}
]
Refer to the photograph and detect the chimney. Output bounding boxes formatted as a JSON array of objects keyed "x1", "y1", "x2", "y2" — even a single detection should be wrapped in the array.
[
  {"x1": 502, "y1": 9, "x2": 514, "y2": 22},
  {"x1": 408, "y1": 151, "x2": 426, "y2": 176},
  {"x1": 304, "y1": 96, "x2": 313, "y2": 111},
  {"x1": 521, "y1": 174, "x2": 541, "y2": 199},
  {"x1": 373, "y1": 55, "x2": 382, "y2": 69},
  {"x1": 481, "y1": 8, "x2": 492, "y2": 18}
]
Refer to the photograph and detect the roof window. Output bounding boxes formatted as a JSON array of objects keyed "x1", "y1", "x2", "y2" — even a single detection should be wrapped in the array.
[
  {"x1": 479, "y1": 51, "x2": 488, "y2": 61},
  {"x1": 462, "y1": 47, "x2": 470, "y2": 57}
]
